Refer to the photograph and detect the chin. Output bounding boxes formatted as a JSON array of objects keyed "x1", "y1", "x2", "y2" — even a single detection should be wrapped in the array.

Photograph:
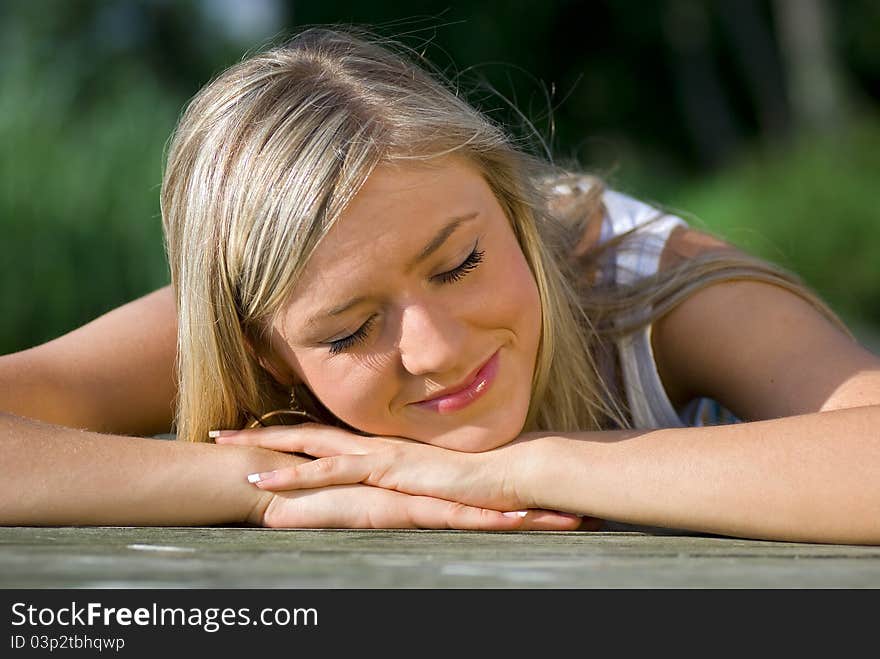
[{"x1": 420, "y1": 406, "x2": 529, "y2": 453}]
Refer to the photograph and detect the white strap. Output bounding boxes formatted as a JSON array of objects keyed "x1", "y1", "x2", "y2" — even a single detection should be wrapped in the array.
[{"x1": 601, "y1": 190, "x2": 687, "y2": 428}]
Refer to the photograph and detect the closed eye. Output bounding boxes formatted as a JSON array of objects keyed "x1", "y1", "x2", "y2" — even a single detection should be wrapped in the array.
[
  {"x1": 433, "y1": 243, "x2": 484, "y2": 284},
  {"x1": 327, "y1": 314, "x2": 377, "y2": 355}
]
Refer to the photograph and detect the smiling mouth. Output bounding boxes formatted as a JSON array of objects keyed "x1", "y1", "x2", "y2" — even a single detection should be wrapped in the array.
[{"x1": 412, "y1": 350, "x2": 500, "y2": 414}]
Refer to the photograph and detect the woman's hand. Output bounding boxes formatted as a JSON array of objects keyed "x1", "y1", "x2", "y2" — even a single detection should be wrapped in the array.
[
  {"x1": 217, "y1": 423, "x2": 601, "y2": 529},
  {"x1": 217, "y1": 423, "x2": 516, "y2": 506},
  {"x1": 249, "y1": 483, "x2": 590, "y2": 530}
]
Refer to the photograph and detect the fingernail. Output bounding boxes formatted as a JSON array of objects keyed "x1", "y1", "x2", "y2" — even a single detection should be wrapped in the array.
[
  {"x1": 502, "y1": 511, "x2": 528, "y2": 518},
  {"x1": 247, "y1": 471, "x2": 275, "y2": 484},
  {"x1": 208, "y1": 430, "x2": 223, "y2": 439}
]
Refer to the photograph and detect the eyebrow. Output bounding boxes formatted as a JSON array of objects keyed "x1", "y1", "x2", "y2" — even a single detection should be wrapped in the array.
[
  {"x1": 305, "y1": 212, "x2": 479, "y2": 329},
  {"x1": 406, "y1": 212, "x2": 479, "y2": 273}
]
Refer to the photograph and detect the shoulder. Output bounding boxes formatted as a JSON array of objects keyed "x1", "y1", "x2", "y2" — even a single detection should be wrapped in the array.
[
  {"x1": 0, "y1": 286, "x2": 178, "y2": 435},
  {"x1": 651, "y1": 232, "x2": 880, "y2": 419},
  {"x1": 658, "y1": 224, "x2": 735, "y2": 269}
]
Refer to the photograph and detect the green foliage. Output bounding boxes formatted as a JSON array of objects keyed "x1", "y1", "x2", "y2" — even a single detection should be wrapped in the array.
[
  {"x1": 664, "y1": 116, "x2": 880, "y2": 331},
  {"x1": 1, "y1": 46, "x2": 176, "y2": 353}
]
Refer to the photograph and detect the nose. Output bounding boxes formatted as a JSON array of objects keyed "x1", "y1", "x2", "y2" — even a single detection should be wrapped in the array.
[{"x1": 397, "y1": 302, "x2": 467, "y2": 377}]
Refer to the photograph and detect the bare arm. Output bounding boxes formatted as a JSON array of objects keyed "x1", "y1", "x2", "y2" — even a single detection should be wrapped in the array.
[
  {"x1": 515, "y1": 405, "x2": 880, "y2": 544},
  {"x1": 0, "y1": 286, "x2": 178, "y2": 436},
  {"x1": 0, "y1": 410, "x2": 290, "y2": 526},
  {"x1": 557, "y1": 236, "x2": 880, "y2": 544},
  {"x1": 535, "y1": 274, "x2": 880, "y2": 544},
  {"x1": 0, "y1": 286, "x2": 277, "y2": 526}
]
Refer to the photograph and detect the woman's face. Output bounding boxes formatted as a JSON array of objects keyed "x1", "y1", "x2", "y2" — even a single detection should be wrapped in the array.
[{"x1": 268, "y1": 158, "x2": 543, "y2": 452}]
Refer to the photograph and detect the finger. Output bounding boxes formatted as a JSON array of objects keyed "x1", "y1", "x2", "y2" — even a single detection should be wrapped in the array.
[
  {"x1": 517, "y1": 510, "x2": 584, "y2": 531},
  {"x1": 213, "y1": 424, "x2": 368, "y2": 457},
  {"x1": 403, "y1": 500, "x2": 584, "y2": 532},
  {"x1": 247, "y1": 455, "x2": 374, "y2": 490},
  {"x1": 261, "y1": 486, "x2": 586, "y2": 532},
  {"x1": 266, "y1": 488, "x2": 521, "y2": 530},
  {"x1": 404, "y1": 497, "x2": 529, "y2": 531}
]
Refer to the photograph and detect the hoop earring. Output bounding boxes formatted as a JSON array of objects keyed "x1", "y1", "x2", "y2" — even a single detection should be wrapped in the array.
[{"x1": 244, "y1": 387, "x2": 322, "y2": 429}]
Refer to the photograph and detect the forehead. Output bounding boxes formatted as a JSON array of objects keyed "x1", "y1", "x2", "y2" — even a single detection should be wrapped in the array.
[{"x1": 291, "y1": 159, "x2": 496, "y2": 293}]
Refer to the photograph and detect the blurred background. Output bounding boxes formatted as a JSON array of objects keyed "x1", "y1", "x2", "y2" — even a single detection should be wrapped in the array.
[{"x1": 2, "y1": 0, "x2": 879, "y2": 354}]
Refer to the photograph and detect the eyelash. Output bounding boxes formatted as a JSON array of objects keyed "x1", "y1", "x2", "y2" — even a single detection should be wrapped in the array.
[
  {"x1": 326, "y1": 244, "x2": 485, "y2": 355},
  {"x1": 327, "y1": 315, "x2": 376, "y2": 355},
  {"x1": 434, "y1": 245, "x2": 485, "y2": 284}
]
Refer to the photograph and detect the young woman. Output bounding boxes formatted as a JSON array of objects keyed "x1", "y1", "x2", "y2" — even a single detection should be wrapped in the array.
[{"x1": 3, "y1": 27, "x2": 879, "y2": 543}]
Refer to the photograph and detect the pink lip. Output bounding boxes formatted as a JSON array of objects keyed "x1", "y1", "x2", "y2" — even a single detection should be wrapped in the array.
[{"x1": 413, "y1": 350, "x2": 500, "y2": 414}]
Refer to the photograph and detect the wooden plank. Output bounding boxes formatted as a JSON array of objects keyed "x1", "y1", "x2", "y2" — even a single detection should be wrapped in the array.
[{"x1": 2, "y1": 527, "x2": 879, "y2": 588}]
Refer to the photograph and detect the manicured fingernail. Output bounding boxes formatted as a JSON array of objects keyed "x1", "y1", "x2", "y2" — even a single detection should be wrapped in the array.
[
  {"x1": 247, "y1": 471, "x2": 275, "y2": 484},
  {"x1": 208, "y1": 430, "x2": 227, "y2": 439},
  {"x1": 502, "y1": 511, "x2": 528, "y2": 518}
]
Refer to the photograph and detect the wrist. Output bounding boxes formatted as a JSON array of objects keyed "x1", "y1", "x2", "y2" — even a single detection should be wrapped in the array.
[
  {"x1": 225, "y1": 445, "x2": 310, "y2": 526},
  {"x1": 501, "y1": 432, "x2": 554, "y2": 509},
  {"x1": 243, "y1": 488, "x2": 275, "y2": 527},
  {"x1": 509, "y1": 432, "x2": 588, "y2": 511}
]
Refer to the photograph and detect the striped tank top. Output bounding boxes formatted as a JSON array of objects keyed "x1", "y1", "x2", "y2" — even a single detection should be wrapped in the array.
[{"x1": 598, "y1": 190, "x2": 740, "y2": 429}]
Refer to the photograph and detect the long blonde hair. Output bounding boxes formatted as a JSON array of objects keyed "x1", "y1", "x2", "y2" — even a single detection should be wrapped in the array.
[{"x1": 161, "y1": 27, "x2": 850, "y2": 442}]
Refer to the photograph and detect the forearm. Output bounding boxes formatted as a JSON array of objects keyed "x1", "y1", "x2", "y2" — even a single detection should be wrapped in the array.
[
  {"x1": 0, "y1": 412, "x2": 299, "y2": 526},
  {"x1": 519, "y1": 405, "x2": 880, "y2": 544}
]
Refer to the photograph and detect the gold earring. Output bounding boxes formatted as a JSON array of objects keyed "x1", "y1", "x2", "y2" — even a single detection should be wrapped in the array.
[{"x1": 244, "y1": 387, "x2": 321, "y2": 429}]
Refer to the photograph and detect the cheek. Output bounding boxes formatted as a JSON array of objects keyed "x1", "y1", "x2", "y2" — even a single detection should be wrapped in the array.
[
  {"x1": 299, "y1": 357, "x2": 392, "y2": 426},
  {"x1": 491, "y1": 246, "x2": 542, "y2": 338}
]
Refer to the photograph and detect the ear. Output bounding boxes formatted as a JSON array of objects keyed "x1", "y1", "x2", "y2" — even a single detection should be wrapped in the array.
[
  {"x1": 243, "y1": 335, "x2": 297, "y2": 387},
  {"x1": 258, "y1": 355, "x2": 296, "y2": 387}
]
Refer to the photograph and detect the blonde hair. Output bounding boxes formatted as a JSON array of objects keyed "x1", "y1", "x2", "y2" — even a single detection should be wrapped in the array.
[{"x1": 161, "y1": 27, "x2": 850, "y2": 442}]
